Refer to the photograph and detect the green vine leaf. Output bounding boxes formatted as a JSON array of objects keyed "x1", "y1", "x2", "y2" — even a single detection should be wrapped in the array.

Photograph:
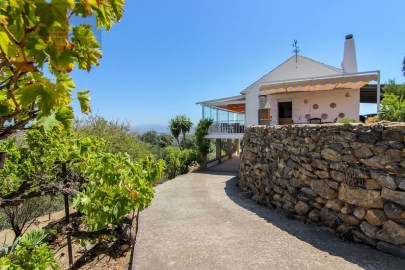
[{"x1": 77, "y1": 90, "x2": 91, "y2": 114}]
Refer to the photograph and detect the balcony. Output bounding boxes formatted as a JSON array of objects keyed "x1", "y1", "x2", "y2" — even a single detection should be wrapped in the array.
[
  {"x1": 196, "y1": 95, "x2": 246, "y2": 139},
  {"x1": 208, "y1": 120, "x2": 245, "y2": 134}
]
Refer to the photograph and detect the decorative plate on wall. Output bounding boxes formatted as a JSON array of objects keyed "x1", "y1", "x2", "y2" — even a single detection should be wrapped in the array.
[
  {"x1": 330, "y1": 102, "x2": 336, "y2": 108},
  {"x1": 338, "y1": 113, "x2": 345, "y2": 118},
  {"x1": 313, "y1": 104, "x2": 319, "y2": 110},
  {"x1": 305, "y1": 114, "x2": 311, "y2": 120},
  {"x1": 321, "y1": 113, "x2": 328, "y2": 120}
]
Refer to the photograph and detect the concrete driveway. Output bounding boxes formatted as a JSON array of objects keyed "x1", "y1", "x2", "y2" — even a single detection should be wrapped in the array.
[{"x1": 132, "y1": 158, "x2": 405, "y2": 270}]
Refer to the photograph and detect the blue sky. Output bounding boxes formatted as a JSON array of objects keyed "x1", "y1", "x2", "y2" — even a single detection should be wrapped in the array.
[{"x1": 70, "y1": 0, "x2": 405, "y2": 130}]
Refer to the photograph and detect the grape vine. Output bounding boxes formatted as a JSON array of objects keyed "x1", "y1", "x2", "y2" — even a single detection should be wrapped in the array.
[{"x1": 0, "y1": 129, "x2": 164, "y2": 233}]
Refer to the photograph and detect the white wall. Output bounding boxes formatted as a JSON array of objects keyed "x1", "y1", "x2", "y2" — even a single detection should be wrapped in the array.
[
  {"x1": 269, "y1": 89, "x2": 360, "y2": 125},
  {"x1": 244, "y1": 55, "x2": 343, "y2": 126},
  {"x1": 245, "y1": 88, "x2": 259, "y2": 125}
]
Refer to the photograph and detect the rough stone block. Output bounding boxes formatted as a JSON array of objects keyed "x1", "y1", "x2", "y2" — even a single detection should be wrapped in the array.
[
  {"x1": 385, "y1": 164, "x2": 405, "y2": 177},
  {"x1": 399, "y1": 179, "x2": 405, "y2": 190},
  {"x1": 325, "y1": 199, "x2": 343, "y2": 211},
  {"x1": 300, "y1": 187, "x2": 317, "y2": 198},
  {"x1": 376, "y1": 220, "x2": 405, "y2": 245},
  {"x1": 330, "y1": 170, "x2": 345, "y2": 182},
  {"x1": 381, "y1": 188, "x2": 405, "y2": 207},
  {"x1": 384, "y1": 202, "x2": 405, "y2": 225},
  {"x1": 297, "y1": 193, "x2": 311, "y2": 202},
  {"x1": 294, "y1": 201, "x2": 310, "y2": 215},
  {"x1": 353, "y1": 207, "x2": 366, "y2": 220},
  {"x1": 360, "y1": 221, "x2": 379, "y2": 238},
  {"x1": 315, "y1": 170, "x2": 331, "y2": 179},
  {"x1": 282, "y1": 192, "x2": 297, "y2": 204},
  {"x1": 298, "y1": 167, "x2": 317, "y2": 178},
  {"x1": 365, "y1": 209, "x2": 387, "y2": 226},
  {"x1": 315, "y1": 196, "x2": 327, "y2": 204},
  {"x1": 382, "y1": 130, "x2": 404, "y2": 142},
  {"x1": 365, "y1": 178, "x2": 382, "y2": 190},
  {"x1": 341, "y1": 205, "x2": 353, "y2": 214},
  {"x1": 311, "y1": 180, "x2": 338, "y2": 200},
  {"x1": 385, "y1": 149, "x2": 403, "y2": 163},
  {"x1": 354, "y1": 145, "x2": 374, "y2": 158},
  {"x1": 301, "y1": 163, "x2": 313, "y2": 172},
  {"x1": 308, "y1": 209, "x2": 320, "y2": 221},
  {"x1": 352, "y1": 230, "x2": 378, "y2": 246},
  {"x1": 321, "y1": 148, "x2": 341, "y2": 161},
  {"x1": 320, "y1": 207, "x2": 340, "y2": 228},
  {"x1": 338, "y1": 213, "x2": 360, "y2": 225},
  {"x1": 330, "y1": 162, "x2": 348, "y2": 172},
  {"x1": 341, "y1": 154, "x2": 358, "y2": 163},
  {"x1": 311, "y1": 159, "x2": 329, "y2": 171},
  {"x1": 272, "y1": 193, "x2": 282, "y2": 201},
  {"x1": 360, "y1": 157, "x2": 386, "y2": 169},
  {"x1": 325, "y1": 179, "x2": 339, "y2": 190},
  {"x1": 337, "y1": 224, "x2": 355, "y2": 235},
  {"x1": 290, "y1": 178, "x2": 305, "y2": 188},
  {"x1": 339, "y1": 184, "x2": 383, "y2": 209}
]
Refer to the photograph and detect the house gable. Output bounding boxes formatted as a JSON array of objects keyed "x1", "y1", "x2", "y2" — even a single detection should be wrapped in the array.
[{"x1": 241, "y1": 55, "x2": 343, "y2": 94}]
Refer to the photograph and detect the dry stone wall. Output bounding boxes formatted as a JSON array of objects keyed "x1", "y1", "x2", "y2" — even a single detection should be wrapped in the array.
[{"x1": 239, "y1": 123, "x2": 405, "y2": 258}]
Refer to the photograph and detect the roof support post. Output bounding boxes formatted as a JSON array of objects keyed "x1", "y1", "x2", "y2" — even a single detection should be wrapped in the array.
[{"x1": 377, "y1": 70, "x2": 381, "y2": 115}]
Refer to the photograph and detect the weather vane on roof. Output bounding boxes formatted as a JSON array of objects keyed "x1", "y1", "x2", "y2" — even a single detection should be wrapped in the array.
[{"x1": 292, "y1": 39, "x2": 300, "y2": 63}]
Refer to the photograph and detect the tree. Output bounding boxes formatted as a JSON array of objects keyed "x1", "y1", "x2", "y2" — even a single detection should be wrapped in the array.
[
  {"x1": 195, "y1": 118, "x2": 213, "y2": 164},
  {"x1": 169, "y1": 118, "x2": 181, "y2": 146},
  {"x1": 0, "y1": 0, "x2": 124, "y2": 140},
  {"x1": 383, "y1": 79, "x2": 405, "y2": 98},
  {"x1": 2, "y1": 196, "x2": 53, "y2": 239},
  {"x1": 169, "y1": 115, "x2": 193, "y2": 149},
  {"x1": 140, "y1": 130, "x2": 174, "y2": 148}
]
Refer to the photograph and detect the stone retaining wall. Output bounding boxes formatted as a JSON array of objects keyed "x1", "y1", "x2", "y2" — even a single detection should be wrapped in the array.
[{"x1": 239, "y1": 123, "x2": 405, "y2": 258}]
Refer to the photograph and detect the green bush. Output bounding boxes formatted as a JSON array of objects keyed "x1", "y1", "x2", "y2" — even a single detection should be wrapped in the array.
[
  {"x1": 162, "y1": 146, "x2": 198, "y2": 179},
  {"x1": 195, "y1": 119, "x2": 213, "y2": 162},
  {"x1": 1, "y1": 229, "x2": 59, "y2": 270},
  {"x1": 380, "y1": 93, "x2": 405, "y2": 122},
  {"x1": 74, "y1": 115, "x2": 150, "y2": 161},
  {"x1": 337, "y1": 118, "x2": 359, "y2": 124}
]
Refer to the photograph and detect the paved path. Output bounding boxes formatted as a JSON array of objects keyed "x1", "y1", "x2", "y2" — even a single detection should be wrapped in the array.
[{"x1": 133, "y1": 158, "x2": 405, "y2": 270}]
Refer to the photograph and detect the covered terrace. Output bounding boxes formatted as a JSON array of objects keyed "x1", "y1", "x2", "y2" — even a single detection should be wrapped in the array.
[
  {"x1": 197, "y1": 95, "x2": 246, "y2": 139},
  {"x1": 259, "y1": 71, "x2": 381, "y2": 125}
]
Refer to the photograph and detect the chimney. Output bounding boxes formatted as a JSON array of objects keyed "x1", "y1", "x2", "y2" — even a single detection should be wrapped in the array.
[{"x1": 342, "y1": 34, "x2": 358, "y2": 73}]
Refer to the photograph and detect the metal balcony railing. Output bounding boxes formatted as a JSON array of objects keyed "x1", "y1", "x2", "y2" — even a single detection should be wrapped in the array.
[{"x1": 208, "y1": 120, "x2": 245, "y2": 134}]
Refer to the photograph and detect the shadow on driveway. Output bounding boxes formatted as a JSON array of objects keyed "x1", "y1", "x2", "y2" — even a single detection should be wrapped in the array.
[{"x1": 224, "y1": 176, "x2": 405, "y2": 270}]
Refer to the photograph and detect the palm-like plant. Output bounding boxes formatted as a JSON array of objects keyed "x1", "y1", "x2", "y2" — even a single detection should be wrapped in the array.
[{"x1": 169, "y1": 115, "x2": 193, "y2": 149}]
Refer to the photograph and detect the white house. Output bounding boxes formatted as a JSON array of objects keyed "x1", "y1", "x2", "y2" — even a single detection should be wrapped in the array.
[{"x1": 197, "y1": 35, "x2": 381, "y2": 141}]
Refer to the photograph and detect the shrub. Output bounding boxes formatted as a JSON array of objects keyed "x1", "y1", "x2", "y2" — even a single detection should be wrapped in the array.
[
  {"x1": 2, "y1": 229, "x2": 59, "y2": 270},
  {"x1": 365, "y1": 115, "x2": 381, "y2": 123},
  {"x1": 195, "y1": 119, "x2": 213, "y2": 162},
  {"x1": 337, "y1": 118, "x2": 359, "y2": 123},
  {"x1": 162, "y1": 147, "x2": 198, "y2": 179},
  {"x1": 380, "y1": 93, "x2": 405, "y2": 122}
]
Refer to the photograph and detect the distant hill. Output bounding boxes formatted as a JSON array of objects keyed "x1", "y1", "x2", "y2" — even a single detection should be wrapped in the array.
[{"x1": 132, "y1": 124, "x2": 169, "y2": 134}]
